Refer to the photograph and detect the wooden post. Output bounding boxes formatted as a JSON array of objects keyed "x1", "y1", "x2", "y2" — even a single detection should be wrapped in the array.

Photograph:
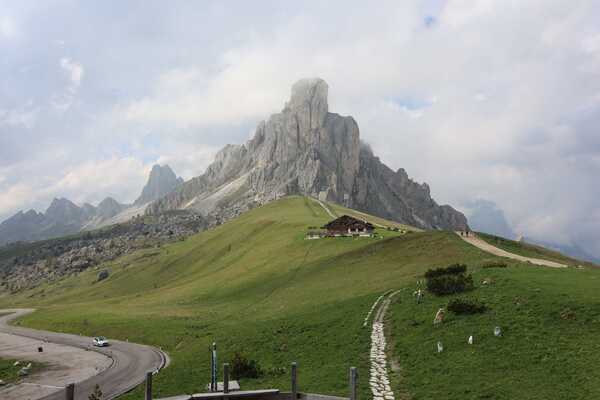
[
  {"x1": 145, "y1": 371, "x2": 153, "y2": 400},
  {"x1": 291, "y1": 362, "x2": 298, "y2": 400},
  {"x1": 349, "y1": 367, "x2": 357, "y2": 400},
  {"x1": 223, "y1": 363, "x2": 230, "y2": 394},
  {"x1": 65, "y1": 383, "x2": 75, "y2": 400}
]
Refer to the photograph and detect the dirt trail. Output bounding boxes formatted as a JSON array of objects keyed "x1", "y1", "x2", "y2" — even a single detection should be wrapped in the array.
[
  {"x1": 457, "y1": 232, "x2": 567, "y2": 268},
  {"x1": 312, "y1": 198, "x2": 336, "y2": 219}
]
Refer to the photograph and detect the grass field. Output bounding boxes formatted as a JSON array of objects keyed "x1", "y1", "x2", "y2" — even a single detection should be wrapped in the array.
[
  {"x1": 389, "y1": 264, "x2": 600, "y2": 399},
  {"x1": 0, "y1": 196, "x2": 598, "y2": 399}
]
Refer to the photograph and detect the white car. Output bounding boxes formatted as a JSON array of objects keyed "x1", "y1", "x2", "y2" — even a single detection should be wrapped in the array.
[{"x1": 93, "y1": 336, "x2": 109, "y2": 347}]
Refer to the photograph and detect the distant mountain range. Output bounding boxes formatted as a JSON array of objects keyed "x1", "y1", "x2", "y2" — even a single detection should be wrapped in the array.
[{"x1": 0, "y1": 164, "x2": 183, "y2": 246}]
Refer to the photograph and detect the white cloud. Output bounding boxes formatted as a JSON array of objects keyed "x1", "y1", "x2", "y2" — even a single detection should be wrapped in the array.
[
  {"x1": 0, "y1": 183, "x2": 35, "y2": 215},
  {"x1": 60, "y1": 57, "x2": 84, "y2": 90},
  {"x1": 52, "y1": 157, "x2": 147, "y2": 204},
  {"x1": 0, "y1": 104, "x2": 38, "y2": 128},
  {"x1": 0, "y1": 157, "x2": 151, "y2": 219},
  {"x1": 2, "y1": 1, "x2": 600, "y2": 258},
  {"x1": 155, "y1": 143, "x2": 221, "y2": 181},
  {"x1": 0, "y1": 15, "x2": 17, "y2": 38},
  {"x1": 52, "y1": 57, "x2": 84, "y2": 111}
]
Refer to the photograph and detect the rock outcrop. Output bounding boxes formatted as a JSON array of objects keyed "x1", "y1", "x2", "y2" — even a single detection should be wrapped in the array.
[
  {"x1": 134, "y1": 164, "x2": 184, "y2": 206},
  {"x1": 0, "y1": 210, "x2": 207, "y2": 293},
  {"x1": 148, "y1": 78, "x2": 468, "y2": 230}
]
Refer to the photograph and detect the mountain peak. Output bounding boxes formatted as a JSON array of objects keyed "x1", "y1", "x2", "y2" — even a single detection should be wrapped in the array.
[
  {"x1": 46, "y1": 197, "x2": 79, "y2": 214},
  {"x1": 134, "y1": 164, "x2": 183, "y2": 206},
  {"x1": 96, "y1": 197, "x2": 124, "y2": 219},
  {"x1": 148, "y1": 79, "x2": 468, "y2": 231},
  {"x1": 285, "y1": 78, "x2": 329, "y2": 129}
]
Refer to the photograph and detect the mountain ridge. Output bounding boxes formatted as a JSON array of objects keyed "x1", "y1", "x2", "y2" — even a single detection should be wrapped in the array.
[
  {"x1": 148, "y1": 78, "x2": 468, "y2": 230},
  {"x1": 0, "y1": 164, "x2": 184, "y2": 246}
]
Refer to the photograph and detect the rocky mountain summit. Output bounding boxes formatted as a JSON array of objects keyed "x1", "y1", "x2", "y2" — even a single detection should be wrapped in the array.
[
  {"x1": 0, "y1": 164, "x2": 184, "y2": 246},
  {"x1": 149, "y1": 78, "x2": 468, "y2": 230},
  {"x1": 134, "y1": 164, "x2": 183, "y2": 206}
]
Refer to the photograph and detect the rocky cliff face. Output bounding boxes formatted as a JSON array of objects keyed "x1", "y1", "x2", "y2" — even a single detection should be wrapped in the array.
[
  {"x1": 148, "y1": 78, "x2": 468, "y2": 230},
  {"x1": 134, "y1": 164, "x2": 184, "y2": 206}
]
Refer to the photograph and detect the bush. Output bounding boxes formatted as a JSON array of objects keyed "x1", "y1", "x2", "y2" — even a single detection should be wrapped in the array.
[
  {"x1": 425, "y1": 263, "x2": 467, "y2": 279},
  {"x1": 481, "y1": 261, "x2": 507, "y2": 269},
  {"x1": 230, "y1": 352, "x2": 263, "y2": 379},
  {"x1": 425, "y1": 264, "x2": 474, "y2": 296},
  {"x1": 448, "y1": 298, "x2": 487, "y2": 314}
]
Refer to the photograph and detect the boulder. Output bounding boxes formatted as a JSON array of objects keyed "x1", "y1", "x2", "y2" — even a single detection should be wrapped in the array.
[{"x1": 98, "y1": 270, "x2": 110, "y2": 281}]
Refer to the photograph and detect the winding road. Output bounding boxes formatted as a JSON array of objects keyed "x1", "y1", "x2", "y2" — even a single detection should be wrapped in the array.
[
  {"x1": 457, "y1": 232, "x2": 568, "y2": 268},
  {"x1": 0, "y1": 309, "x2": 167, "y2": 400}
]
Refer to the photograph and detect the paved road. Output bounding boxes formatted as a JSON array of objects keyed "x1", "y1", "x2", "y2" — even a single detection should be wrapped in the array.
[
  {"x1": 456, "y1": 232, "x2": 568, "y2": 268},
  {"x1": 0, "y1": 309, "x2": 168, "y2": 400}
]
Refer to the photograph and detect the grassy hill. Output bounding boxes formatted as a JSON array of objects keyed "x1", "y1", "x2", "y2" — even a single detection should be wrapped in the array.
[{"x1": 1, "y1": 196, "x2": 599, "y2": 399}]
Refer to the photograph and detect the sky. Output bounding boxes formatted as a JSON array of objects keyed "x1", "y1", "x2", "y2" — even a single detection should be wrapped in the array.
[{"x1": 1, "y1": 0, "x2": 600, "y2": 258}]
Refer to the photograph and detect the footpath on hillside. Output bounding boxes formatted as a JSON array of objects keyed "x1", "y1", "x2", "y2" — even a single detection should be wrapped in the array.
[
  {"x1": 312, "y1": 198, "x2": 337, "y2": 219},
  {"x1": 456, "y1": 232, "x2": 568, "y2": 268}
]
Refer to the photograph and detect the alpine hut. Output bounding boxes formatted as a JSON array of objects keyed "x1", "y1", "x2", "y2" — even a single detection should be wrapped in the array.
[{"x1": 322, "y1": 215, "x2": 375, "y2": 237}]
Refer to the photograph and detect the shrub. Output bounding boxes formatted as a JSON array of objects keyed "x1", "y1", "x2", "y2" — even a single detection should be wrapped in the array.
[
  {"x1": 425, "y1": 264, "x2": 474, "y2": 296},
  {"x1": 481, "y1": 261, "x2": 507, "y2": 269},
  {"x1": 230, "y1": 352, "x2": 263, "y2": 379},
  {"x1": 448, "y1": 298, "x2": 487, "y2": 314},
  {"x1": 425, "y1": 263, "x2": 467, "y2": 279}
]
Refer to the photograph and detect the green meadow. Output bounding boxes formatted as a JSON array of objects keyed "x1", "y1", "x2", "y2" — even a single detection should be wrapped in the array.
[
  {"x1": 389, "y1": 264, "x2": 600, "y2": 399},
  {"x1": 1, "y1": 196, "x2": 598, "y2": 399}
]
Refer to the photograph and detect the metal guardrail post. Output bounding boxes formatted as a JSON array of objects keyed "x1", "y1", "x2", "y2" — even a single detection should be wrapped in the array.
[
  {"x1": 224, "y1": 363, "x2": 230, "y2": 394},
  {"x1": 65, "y1": 383, "x2": 75, "y2": 400},
  {"x1": 291, "y1": 362, "x2": 298, "y2": 400},
  {"x1": 145, "y1": 371, "x2": 153, "y2": 400},
  {"x1": 349, "y1": 367, "x2": 357, "y2": 400},
  {"x1": 211, "y1": 343, "x2": 217, "y2": 392}
]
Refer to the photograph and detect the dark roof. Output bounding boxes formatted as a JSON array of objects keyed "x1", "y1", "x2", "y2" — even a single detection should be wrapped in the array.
[{"x1": 322, "y1": 215, "x2": 374, "y2": 232}]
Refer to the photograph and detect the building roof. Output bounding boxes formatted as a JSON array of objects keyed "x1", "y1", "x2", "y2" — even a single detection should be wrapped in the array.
[{"x1": 322, "y1": 215, "x2": 374, "y2": 232}]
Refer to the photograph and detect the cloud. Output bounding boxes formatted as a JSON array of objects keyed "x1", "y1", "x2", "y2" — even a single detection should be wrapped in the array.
[
  {"x1": 0, "y1": 15, "x2": 17, "y2": 38},
  {"x1": 0, "y1": 157, "x2": 151, "y2": 219},
  {"x1": 52, "y1": 57, "x2": 84, "y2": 111},
  {"x1": 0, "y1": 183, "x2": 36, "y2": 215},
  {"x1": 1, "y1": 0, "x2": 600, "y2": 259},
  {"x1": 121, "y1": 65, "x2": 287, "y2": 128},
  {"x1": 60, "y1": 57, "x2": 84, "y2": 90},
  {"x1": 0, "y1": 104, "x2": 38, "y2": 129}
]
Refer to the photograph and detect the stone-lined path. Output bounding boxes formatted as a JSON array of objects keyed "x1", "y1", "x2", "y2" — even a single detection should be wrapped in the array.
[{"x1": 368, "y1": 291, "x2": 400, "y2": 400}]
